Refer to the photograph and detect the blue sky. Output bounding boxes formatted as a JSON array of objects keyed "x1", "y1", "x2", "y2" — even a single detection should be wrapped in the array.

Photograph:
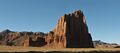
[{"x1": 0, "y1": 0, "x2": 120, "y2": 44}]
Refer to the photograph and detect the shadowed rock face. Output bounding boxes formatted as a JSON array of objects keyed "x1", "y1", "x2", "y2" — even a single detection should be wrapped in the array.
[
  {"x1": 29, "y1": 37, "x2": 47, "y2": 47},
  {"x1": 0, "y1": 10, "x2": 94, "y2": 48}
]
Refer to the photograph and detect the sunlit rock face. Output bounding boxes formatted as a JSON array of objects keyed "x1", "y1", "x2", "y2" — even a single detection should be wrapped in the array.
[{"x1": 0, "y1": 10, "x2": 94, "y2": 48}]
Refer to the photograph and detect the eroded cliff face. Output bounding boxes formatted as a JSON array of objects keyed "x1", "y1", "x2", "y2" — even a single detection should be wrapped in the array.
[
  {"x1": 0, "y1": 30, "x2": 47, "y2": 47},
  {"x1": 0, "y1": 10, "x2": 94, "y2": 48}
]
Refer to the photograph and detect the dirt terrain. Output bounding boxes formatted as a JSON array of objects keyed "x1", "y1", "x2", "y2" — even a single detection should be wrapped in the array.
[{"x1": 0, "y1": 46, "x2": 120, "y2": 53}]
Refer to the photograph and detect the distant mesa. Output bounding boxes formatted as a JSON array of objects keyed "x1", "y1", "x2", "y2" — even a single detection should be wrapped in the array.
[
  {"x1": 93, "y1": 40, "x2": 120, "y2": 48},
  {"x1": 0, "y1": 10, "x2": 94, "y2": 48}
]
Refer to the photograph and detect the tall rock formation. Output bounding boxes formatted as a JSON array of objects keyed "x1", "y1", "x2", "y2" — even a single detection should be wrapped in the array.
[
  {"x1": 53, "y1": 10, "x2": 94, "y2": 48},
  {"x1": 0, "y1": 10, "x2": 94, "y2": 48}
]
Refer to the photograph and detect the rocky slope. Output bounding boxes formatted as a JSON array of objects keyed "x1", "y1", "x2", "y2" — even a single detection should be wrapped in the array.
[{"x1": 0, "y1": 10, "x2": 94, "y2": 48}]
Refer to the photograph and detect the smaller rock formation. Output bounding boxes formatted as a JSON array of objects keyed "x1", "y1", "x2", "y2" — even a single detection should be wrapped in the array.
[
  {"x1": 0, "y1": 30, "x2": 47, "y2": 47},
  {"x1": 93, "y1": 40, "x2": 119, "y2": 48}
]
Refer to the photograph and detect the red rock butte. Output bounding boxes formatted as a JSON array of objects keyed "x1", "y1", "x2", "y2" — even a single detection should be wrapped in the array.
[
  {"x1": 52, "y1": 10, "x2": 94, "y2": 48},
  {"x1": 0, "y1": 10, "x2": 94, "y2": 48}
]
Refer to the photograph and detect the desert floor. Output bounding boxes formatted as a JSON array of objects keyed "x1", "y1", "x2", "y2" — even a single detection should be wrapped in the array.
[{"x1": 0, "y1": 46, "x2": 120, "y2": 53}]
